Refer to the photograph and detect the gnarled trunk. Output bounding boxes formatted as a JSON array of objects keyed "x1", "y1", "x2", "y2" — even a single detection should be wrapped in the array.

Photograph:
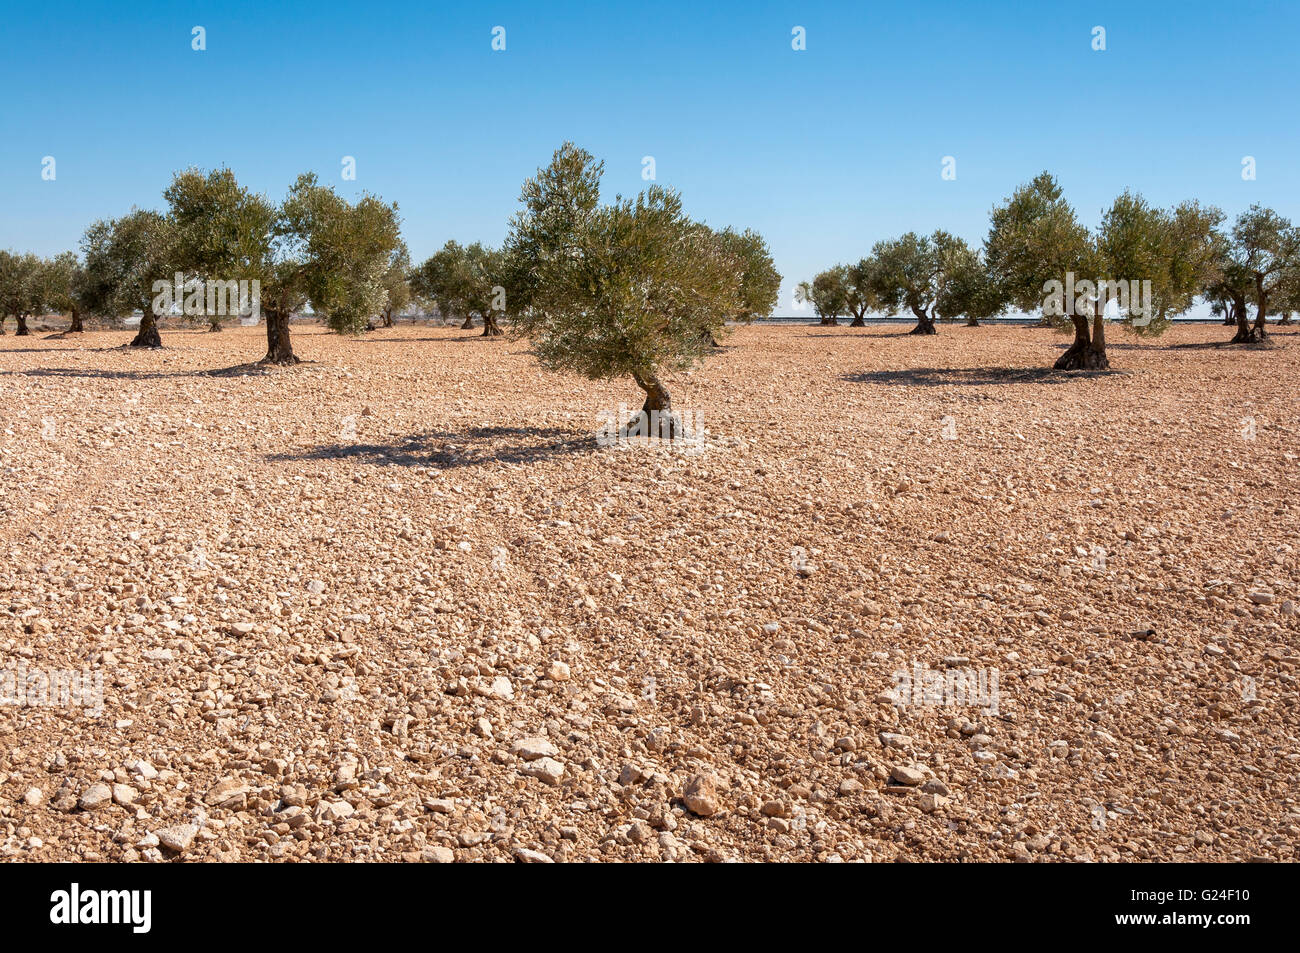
[
  {"x1": 908, "y1": 305, "x2": 937, "y2": 335},
  {"x1": 1229, "y1": 296, "x2": 1263, "y2": 343},
  {"x1": 627, "y1": 370, "x2": 679, "y2": 441},
  {"x1": 460, "y1": 314, "x2": 474, "y2": 330},
  {"x1": 69, "y1": 308, "x2": 84, "y2": 333},
  {"x1": 819, "y1": 314, "x2": 839, "y2": 326},
  {"x1": 482, "y1": 312, "x2": 503, "y2": 336},
  {"x1": 1250, "y1": 280, "x2": 1270, "y2": 340},
  {"x1": 382, "y1": 307, "x2": 394, "y2": 328},
  {"x1": 1053, "y1": 308, "x2": 1109, "y2": 370},
  {"x1": 15, "y1": 314, "x2": 30, "y2": 336},
  {"x1": 1279, "y1": 311, "x2": 1294, "y2": 326},
  {"x1": 130, "y1": 307, "x2": 162, "y2": 348},
  {"x1": 261, "y1": 309, "x2": 299, "y2": 365},
  {"x1": 966, "y1": 316, "x2": 980, "y2": 327},
  {"x1": 849, "y1": 312, "x2": 866, "y2": 327}
]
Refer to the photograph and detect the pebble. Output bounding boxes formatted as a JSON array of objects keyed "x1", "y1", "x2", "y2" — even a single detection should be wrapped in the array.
[
  {"x1": 78, "y1": 783, "x2": 113, "y2": 811},
  {"x1": 511, "y1": 737, "x2": 560, "y2": 761},
  {"x1": 889, "y1": 766, "x2": 926, "y2": 787},
  {"x1": 157, "y1": 824, "x2": 198, "y2": 853},
  {"x1": 519, "y1": 758, "x2": 564, "y2": 786},
  {"x1": 682, "y1": 774, "x2": 720, "y2": 816}
]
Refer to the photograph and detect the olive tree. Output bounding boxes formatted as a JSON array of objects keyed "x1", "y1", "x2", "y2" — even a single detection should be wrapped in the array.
[
  {"x1": 379, "y1": 242, "x2": 412, "y2": 328},
  {"x1": 0, "y1": 251, "x2": 43, "y2": 335},
  {"x1": 709, "y1": 227, "x2": 780, "y2": 340},
  {"x1": 37, "y1": 252, "x2": 94, "y2": 333},
  {"x1": 164, "y1": 168, "x2": 272, "y2": 332},
  {"x1": 989, "y1": 174, "x2": 1219, "y2": 369},
  {"x1": 504, "y1": 142, "x2": 742, "y2": 438},
  {"x1": 411, "y1": 241, "x2": 505, "y2": 335},
  {"x1": 1221, "y1": 206, "x2": 1299, "y2": 343},
  {"x1": 795, "y1": 266, "x2": 849, "y2": 325},
  {"x1": 845, "y1": 258, "x2": 880, "y2": 326},
  {"x1": 985, "y1": 173, "x2": 1097, "y2": 367},
  {"x1": 870, "y1": 230, "x2": 979, "y2": 335},
  {"x1": 78, "y1": 209, "x2": 175, "y2": 347},
  {"x1": 274, "y1": 173, "x2": 402, "y2": 347},
  {"x1": 938, "y1": 249, "x2": 1004, "y2": 326}
]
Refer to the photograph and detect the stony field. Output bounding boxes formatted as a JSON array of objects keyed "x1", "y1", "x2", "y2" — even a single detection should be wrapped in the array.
[{"x1": 0, "y1": 320, "x2": 1296, "y2": 862}]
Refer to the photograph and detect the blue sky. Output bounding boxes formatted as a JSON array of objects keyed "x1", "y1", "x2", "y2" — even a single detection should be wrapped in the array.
[{"x1": 2, "y1": 0, "x2": 1297, "y2": 314}]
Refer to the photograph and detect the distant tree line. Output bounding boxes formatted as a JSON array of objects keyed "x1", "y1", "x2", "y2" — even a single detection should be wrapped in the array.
[{"x1": 797, "y1": 172, "x2": 1299, "y2": 368}]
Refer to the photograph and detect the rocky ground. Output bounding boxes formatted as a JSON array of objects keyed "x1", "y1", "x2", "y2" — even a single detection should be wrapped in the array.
[{"x1": 0, "y1": 320, "x2": 1295, "y2": 862}]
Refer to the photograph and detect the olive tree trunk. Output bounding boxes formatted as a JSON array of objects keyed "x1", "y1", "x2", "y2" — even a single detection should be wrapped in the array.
[
  {"x1": 1229, "y1": 295, "x2": 1264, "y2": 343},
  {"x1": 129, "y1": 306, "x2": 162, "y2": 348},
  {"x1": 1053, "y1": 304, "x2": 1109, "y2": 370},
  {"x1": 908, "y1": 305, "x2": 937, "y2": 335},
  {"x1": 261, "y1": 309, "x2": 299, "y2": 365},
  {"x1": 482, "y1": 312, "x2": 503, "y2": 336},
  {"x1": 15, "y1": 314, "x2": 30, "y2": 336},
  {"x1": 627, "y1": 370, "x2": 680, "y2": 441},
  {"x1": 69, "y1": 308, "x2": 84, "y2": 333}
]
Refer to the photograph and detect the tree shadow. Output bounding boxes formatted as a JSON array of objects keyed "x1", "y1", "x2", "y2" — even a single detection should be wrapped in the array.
[
  {"x1": 804, "y1": 330, "x2": 884, "y2": 338},
  {"x1": 269, "y1": 424, "x2": 599, "y2": 470},
  {"x1": 5, "y1": 366, "x2": 198, "y2": 381},
  {"x1": 1168, "y1": 337, "x2": 1285, "y2": 351},
  {"x1": 844, "y1": 366, "x2": 1122, "y2": 387},
  {"x1": 7, "y1": 360, "x2": 310, "y2": 381}
]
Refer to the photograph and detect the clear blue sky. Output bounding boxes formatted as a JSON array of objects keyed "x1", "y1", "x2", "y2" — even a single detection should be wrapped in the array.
[{"x1": 2, "y1": 0, "x2": 1297, "y2": 314}]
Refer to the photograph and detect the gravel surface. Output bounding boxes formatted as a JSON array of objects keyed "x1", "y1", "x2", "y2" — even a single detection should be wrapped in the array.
[{"x1": 0, "y1": 321, "x2": 1296, "y2": 862}]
